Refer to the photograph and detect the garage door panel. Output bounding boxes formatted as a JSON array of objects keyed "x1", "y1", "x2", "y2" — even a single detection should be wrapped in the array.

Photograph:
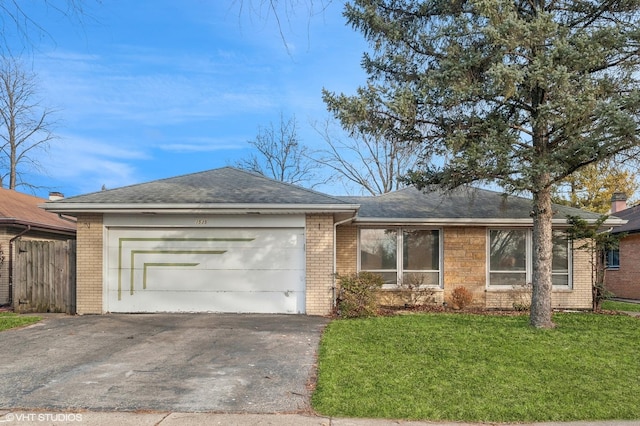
[
  {"x1": 108, "y1": 248, "x2": 304, "y2": 273},
  {"x1": 214, "y1": 247, "x2": 306, "y2": 269},
  {"x1": 107, "y1": 228, "x2": 303, "y2": 253},
  {"x1": 106, "y1": 227, "x2": 306, "y2": 313},
  {"x1": 120, "y1": 268, "x2": 304, "y2": 292},
  {"x1": 108, "y1": 289, "x2": 304, "y2": 314}
]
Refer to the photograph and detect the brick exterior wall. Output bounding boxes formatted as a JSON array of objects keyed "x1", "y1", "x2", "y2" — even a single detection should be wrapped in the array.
[
  {"x1": 335, "y1": 224, "x2": 593, "y2": 310},
  {"x1": 605, "y1": 234, "x2": 640, "y2": 300},
  {"x1": 561, "y1": 240, "x2": 593, "y2": 309},
  {"x1": 305, "y1": 214, "x2": 335, "y2": 315},
  {"x1": 336, "y1": 224, "x2": 357, "y2": 275},
  {"x1": 443, "y1": 227, "x2": 486, "y2": 307},
  {"x1": 75, "y1": 214, "x2": 104, "y2": 314}
]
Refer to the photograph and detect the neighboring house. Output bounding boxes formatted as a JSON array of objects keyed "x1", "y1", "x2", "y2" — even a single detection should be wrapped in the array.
[
  {"x1": 42, "y1": 167, "x2": 620, "y2": 315},
  {"x1": 0, "y1": 189, "x2": 77, "y2": 306},
  {"x1": 604, "y1": 193, "x2": 640, "y2": 300}
]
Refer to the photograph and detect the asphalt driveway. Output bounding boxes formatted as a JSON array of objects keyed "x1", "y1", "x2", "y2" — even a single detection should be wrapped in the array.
[{"x1": 0, "y1": 314, "x2": 329, "y2": 413}]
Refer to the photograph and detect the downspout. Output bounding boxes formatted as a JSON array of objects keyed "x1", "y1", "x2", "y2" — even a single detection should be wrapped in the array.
[
  {"x1": 8, "y1": 225, "x2": 31, "y2": 306},
  {"x1": 333, "y1": 215, "x2": 356, "y2": 309}
]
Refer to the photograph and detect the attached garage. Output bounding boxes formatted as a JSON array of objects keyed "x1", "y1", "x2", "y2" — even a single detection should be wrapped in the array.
[
  {"x1": 43, "y1": 167, "x2": 358, "y2": 315},
  {"x1": 104, "y1": 215, "x2": 306, "y2": 313}
]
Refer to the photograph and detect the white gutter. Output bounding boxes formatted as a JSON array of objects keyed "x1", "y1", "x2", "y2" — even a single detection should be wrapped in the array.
[
  {"x1": 40, "y1": 203, "x2": 361, "y2": 215},
  {"x1": 352, "y1": 217, "x2": 627, "y2": 227}
]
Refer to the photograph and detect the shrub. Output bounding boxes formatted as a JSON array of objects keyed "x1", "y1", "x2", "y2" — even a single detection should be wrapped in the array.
[
  {"x1": 448, "y1": 286, "x2": 473, "y2": 310},
  {"x1": 511, "y1": 282, "x2": 532, "y2": 311},
  {"x1": 397, "y1": 273, "x2": 438, "y2": 307},
  {"x1": 336, "y1": 272, "x2": 384, "y2": 318}
]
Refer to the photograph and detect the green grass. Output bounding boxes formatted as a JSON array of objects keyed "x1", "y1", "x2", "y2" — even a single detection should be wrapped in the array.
[
  {"x1": 0, "y1": 312, "x2": 41, "y2": 331},
  {"x1": 312, "y1": 313, "x2": 640, "y2": 423},
  {"x1": 602, "y1": 300, "x2": 640, "y2": 312}
]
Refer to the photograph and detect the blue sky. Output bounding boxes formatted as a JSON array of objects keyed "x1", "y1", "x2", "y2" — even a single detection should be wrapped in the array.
[{"x1": 8, "y1": 1, "x2": 368, "y2": 198}]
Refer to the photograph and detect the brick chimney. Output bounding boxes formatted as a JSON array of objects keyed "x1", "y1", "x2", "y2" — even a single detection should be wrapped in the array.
[
  {"x1": 610, "y1": 192, "x2": 627, "y2": 213},
  {"x1": 48, "y1": 191, "x2": 64, "y2": 201}
]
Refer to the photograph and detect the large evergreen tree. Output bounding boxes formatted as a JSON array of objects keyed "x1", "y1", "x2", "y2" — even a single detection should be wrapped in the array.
[{"x1": 323, "y1": 0, "x2": 640, "y2": 328}]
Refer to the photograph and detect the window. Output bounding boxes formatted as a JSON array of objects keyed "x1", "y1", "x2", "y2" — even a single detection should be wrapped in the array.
[
  {"x1": 552, "y1": 231, "x2": 570, "y2": 286},
  {"x1": 489, "y1": 229, "x2": 527, "y2": 286},
  {"x1": 488, "y1": 229, "x2": 571, "y2": 288},
  {"x1": 360, "y1": 228, "x2": 397, "y2": 284},
  {"x1": 606, "y1": 249, "x2": 620, "y2": 269},
  {"x1": 359, "y1": 228, "x2": 441, "y2": 287}
]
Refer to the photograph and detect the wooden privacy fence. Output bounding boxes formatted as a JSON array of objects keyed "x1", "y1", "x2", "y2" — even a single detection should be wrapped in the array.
[{"x1": 13, "y1": 240, "x2": 76, "y2": 314}]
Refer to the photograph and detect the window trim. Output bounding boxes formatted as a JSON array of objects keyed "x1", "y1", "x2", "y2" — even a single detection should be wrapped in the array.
[
  {"x1": 358, "y1": 227, "x2": 443, "y2": 289},
  {"x1": 487, "y1": 228, "x2": 572, "y2": 289},
  {"x1": 605, "y1": 248, "x2": 620, "y2": 270}
]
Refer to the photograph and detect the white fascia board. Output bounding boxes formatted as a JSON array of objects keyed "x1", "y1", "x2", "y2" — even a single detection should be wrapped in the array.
[
  {"x1": 351, "y1": 217, "x2": 627, "y2": 227},
  {"x1": 40, "y1": 203, "x2": 360, "y2": 215}
]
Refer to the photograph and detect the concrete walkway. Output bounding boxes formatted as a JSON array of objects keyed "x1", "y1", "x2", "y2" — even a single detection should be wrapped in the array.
[{"x1": 0, "y1": 411, "x2": 639, "y2": 426}]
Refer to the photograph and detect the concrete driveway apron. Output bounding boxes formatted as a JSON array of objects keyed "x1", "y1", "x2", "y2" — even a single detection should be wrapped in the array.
[{"x1": 0, "y1": 314, "x2": 329, "y2": 412}]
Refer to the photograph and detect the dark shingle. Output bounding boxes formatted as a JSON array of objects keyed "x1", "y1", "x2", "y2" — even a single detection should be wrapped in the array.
[
  {"x1": 53, "y1": 167, "x2": 349, "y2": 205},
  {"x1": 340, "y1": 186, "x2": 603, "y2": 221},
  {"x1": 610, "y1": 204, "x2": 640, "y2": 234},
  {"x1": 48, "y1": 167, "x2": 610, "y2": 223}
]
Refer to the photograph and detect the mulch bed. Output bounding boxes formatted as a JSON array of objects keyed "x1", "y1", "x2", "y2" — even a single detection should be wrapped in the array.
[{"x1": 376, "y1": 304, "x2": 630, "y2": 317}]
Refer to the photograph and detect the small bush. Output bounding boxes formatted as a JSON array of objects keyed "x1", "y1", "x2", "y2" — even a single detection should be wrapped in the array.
[
  {"x1": 336, "y1": 272, "x2": 384, "y2": 318},
  {"x1": 397, "y1": 273, "x2": 437, "y2": 307},
  {"x1": 511, "y1": 282, "x2": 532, "y2": 311},
  {"x1": 448, "y1": 286, "x2": 473, "y2": 310}
]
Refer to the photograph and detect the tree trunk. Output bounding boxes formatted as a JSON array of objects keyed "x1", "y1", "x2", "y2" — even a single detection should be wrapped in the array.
[
  {"x1": 530, "y1": 184, "x2": 555, "y2": 328},
  {"x1": 593, "y1": 246, "x2": 606, "y2": 311}
]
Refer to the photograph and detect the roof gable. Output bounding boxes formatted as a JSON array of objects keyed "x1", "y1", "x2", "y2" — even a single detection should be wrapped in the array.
[{"x1": 45, "y1": 167, "x2": 355, "y2": 212}]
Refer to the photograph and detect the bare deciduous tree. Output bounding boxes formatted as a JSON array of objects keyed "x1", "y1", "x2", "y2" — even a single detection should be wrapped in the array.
[
  {"x1": 235, "y1": 113, "x2": 321, "y2": 187},
  {"x1": 312, "y1": 119, "x2": 418, "y2": 195},
  {"x1": 0, "y1": 0, "x2": 93, "y2": 55},
  {"x1": 0, "y1": 56, "x2": 57, "y2": 189},
  {"x1": 232, "y1": 0, "x2": 333, "y2": 54}
]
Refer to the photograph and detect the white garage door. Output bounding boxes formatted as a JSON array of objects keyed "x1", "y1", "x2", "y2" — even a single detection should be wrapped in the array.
[{"x1": 105, "y1": 227, "x2": 306, "y2": 313}]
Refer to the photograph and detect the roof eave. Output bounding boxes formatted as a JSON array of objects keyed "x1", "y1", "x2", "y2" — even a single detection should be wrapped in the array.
[
  {"x1": 40, "y1": 203, "x2": 361, "y2": 215},
  {"x1": 0, "y1": 218, "x2": 77, "y2": 235}
]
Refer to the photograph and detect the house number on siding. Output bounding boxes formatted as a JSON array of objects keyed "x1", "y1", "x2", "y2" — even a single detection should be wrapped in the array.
[{"x1": 195, "y1": 219, "x2": 208, "y2": 225}]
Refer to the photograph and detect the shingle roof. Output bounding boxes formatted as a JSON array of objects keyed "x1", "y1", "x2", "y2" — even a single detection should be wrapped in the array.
[
  {"x1": 49, "y1": 167, "x2": 351, "y2": 206},
  {"x1": 0, "y1": 188, "x2": 76, "y2": 232},
  {"x1": 609, "y1": 204, "x2": 640, "y2": 234},
  {"x1": 339, "y1": 186, "x2": 604, "y2": 222},
  {"x1": 43, "y1": 167, "x2": 614, "y2": 224}
]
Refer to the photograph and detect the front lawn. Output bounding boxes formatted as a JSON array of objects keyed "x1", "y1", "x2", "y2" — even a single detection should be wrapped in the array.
[
  {"x1": 312, "y1": 313, "x2": 640, "y2": 423},
  {"x1": 602, "y1": 300, "x2": 640, "y2": 313},
  {"x1": 0, "y1": 312, "x2": 41, "y2": 331}
]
